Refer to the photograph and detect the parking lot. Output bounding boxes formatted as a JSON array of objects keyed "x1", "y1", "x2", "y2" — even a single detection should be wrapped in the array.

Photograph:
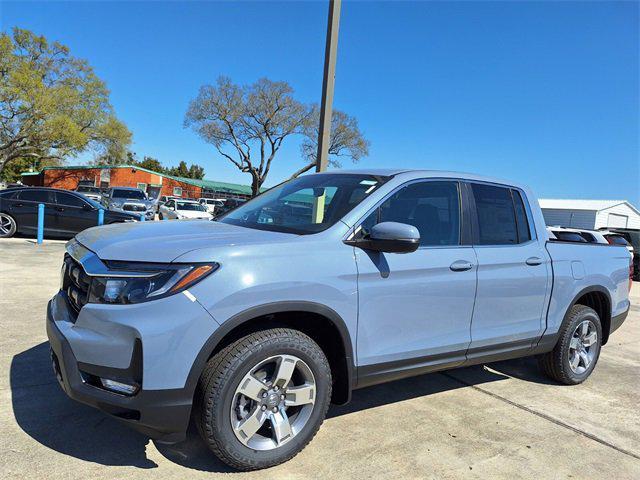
[{"x1": 1, "y1": 237, "x2": 639, "y2": 479}]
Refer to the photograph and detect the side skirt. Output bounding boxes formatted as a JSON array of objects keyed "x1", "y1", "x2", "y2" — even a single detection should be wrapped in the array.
[{"x1": 355, "y1": 337, "x2": 560, "y2": 390}]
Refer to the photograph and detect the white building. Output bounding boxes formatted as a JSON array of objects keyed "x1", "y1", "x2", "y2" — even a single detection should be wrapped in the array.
[{"x1": 539, "y1": 199, "x2": 640, "y2": 230}]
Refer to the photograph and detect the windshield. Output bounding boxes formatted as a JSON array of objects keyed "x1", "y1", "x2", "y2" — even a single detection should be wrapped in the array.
[
  {"x1": 84, "y1": 196, "x2": 103, "y2": 209},
  {"x1": 218, "y1": 173, "x2": 389, "y2": 234},
  {"x1": 177, "y1": 202, "x2": 207, "y2": 211},
  {"x1": 77, "y1": 186, "x2": 100, "y2": 193},
  {"x1": 606, "y1": 235, "x2": 630, "y2": 246},
  {"x1": 112, "y1": 189, "x2": 147, "y2": 200}
]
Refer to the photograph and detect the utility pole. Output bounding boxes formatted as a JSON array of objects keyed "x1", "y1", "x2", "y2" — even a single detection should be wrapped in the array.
[{"x1": 315, "y1": 0, "x2": 342, "y2": 173}]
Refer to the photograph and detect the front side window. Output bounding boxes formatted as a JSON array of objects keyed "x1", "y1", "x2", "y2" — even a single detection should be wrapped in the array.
[
  {"x1": 55, "y1": 192, "x2": 86, "y2": 207},
  {"x1": 219, "y1": 174, "x2": 388, "y2": 234},
  {"x1": 471, "y1": 184, "x2": 518, "y2": 245},
  {"x1": 359, "y1": 181, "x2": 461, "y2": 246}
]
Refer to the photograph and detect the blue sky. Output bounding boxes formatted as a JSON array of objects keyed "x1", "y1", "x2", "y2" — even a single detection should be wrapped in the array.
[{"x1": 2, "y1": 1, "x2": 638, "y2": 204}]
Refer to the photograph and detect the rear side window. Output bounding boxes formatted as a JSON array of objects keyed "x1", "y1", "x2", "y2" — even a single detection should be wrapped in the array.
[
  {"x1": 511, "y1": 190, "x2": 532, "y2": 243},
  {"x1": 18, "y1": 190, "x2": 53, "y2": 203},
  {"x1": 470, "y1": 184, "x2": 517, "y2": 245}
]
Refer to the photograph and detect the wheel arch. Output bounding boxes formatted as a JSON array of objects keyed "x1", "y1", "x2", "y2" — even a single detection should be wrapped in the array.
[
  {"x1": 185, "y1": 301, "x2": 355, "y2": 405},
  {"x1": 566, "y1": 285, "x2": 612, "y2": 345}
]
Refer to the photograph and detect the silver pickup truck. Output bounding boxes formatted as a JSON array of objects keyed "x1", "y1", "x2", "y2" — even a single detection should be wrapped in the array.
[{"x1": 47, "y1": 170, "x2": 632, "y2": 470}]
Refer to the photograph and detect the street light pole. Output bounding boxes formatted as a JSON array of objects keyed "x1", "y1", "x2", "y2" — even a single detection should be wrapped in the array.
[{"x1": 315, "y1": 0, "x2": 342, "y2": 173}]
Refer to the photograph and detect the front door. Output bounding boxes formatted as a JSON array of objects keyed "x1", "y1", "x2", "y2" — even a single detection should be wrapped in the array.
[
  {"x1": 466, "y1": 182, "x2": 550, "y2": 359},
  {"x1": 354, "y1": 180, "x2": 478, "y2": 386},
  {"x1": 53, "y1": 191, "x2": 97, "y2": 235}
]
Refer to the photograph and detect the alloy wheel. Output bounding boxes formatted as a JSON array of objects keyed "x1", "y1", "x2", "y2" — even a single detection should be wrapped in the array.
[
  {"x1": 0, "y1": 214, "x2": 14, "y2": 236},
  {"x1": 568, "y1": 320, "x2": 598, "y2": 374},
  {"x1": 230, "y1": 354, "x2": 316, "y2": 451}
]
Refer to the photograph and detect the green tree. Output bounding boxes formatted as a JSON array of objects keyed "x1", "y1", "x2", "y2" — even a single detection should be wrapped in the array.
[
  {"x1": 136, "y1": 155, "x2": 166, "y2": 173},
  {"x1": 167, "y1": 160, "x2": 205, "y2": 179},
  {"x1": 0, "y1": 28, "x2": 131, "y2": 174}
]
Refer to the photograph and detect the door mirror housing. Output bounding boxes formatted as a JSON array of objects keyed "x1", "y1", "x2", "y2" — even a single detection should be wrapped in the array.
[{"x1": 349, "y1": 221, "x2": 420, "y2": 253}]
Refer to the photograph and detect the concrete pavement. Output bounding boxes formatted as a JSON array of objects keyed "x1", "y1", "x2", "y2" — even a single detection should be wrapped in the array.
[{"x1": 1, "y1": 238, "x2": 638, "y2": 479}]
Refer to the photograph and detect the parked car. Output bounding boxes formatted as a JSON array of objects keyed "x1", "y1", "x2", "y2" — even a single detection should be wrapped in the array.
[
  {"x1": 198, "y1": 197, "x2": 224, "y2": 214},
  {"x1": 74, "y1": 185, "x2": 103, "y2": 202},
  {"x1": 214, "y1": 197, "x2": 247, "y2": 217},
  {"x1": 101, "y1": 187, "x2": 155, "y2": 221},
  {"x1": 0, "y1": 187, "x2": 138, "y2": 238},
  {"x1": 47, "y1": 170, "x2": 631, "y2": 470},
  {"x1": 158, "y1": 198, "x2": 212, "y2": 220},
  {"x1": 547, "y1": 226, "x2": 603, "y2": 244},
  {"x1": 603, "y1": 228, "x2": 640, "y2": 280}
]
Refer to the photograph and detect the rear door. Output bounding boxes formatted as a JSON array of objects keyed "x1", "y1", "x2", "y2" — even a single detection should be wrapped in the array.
[
  {"x1": 466, "y1": 182, "x2": 551, "y2": 359},
  {"x1": 11, "y1": 189, "x2": 57, "y2": 234},
  {"x1": 52, "y1": 191, "x2": 97, "y2": 235},
  {"x1": 355, "y1": 180, "x2": 478, "y2": 382}
]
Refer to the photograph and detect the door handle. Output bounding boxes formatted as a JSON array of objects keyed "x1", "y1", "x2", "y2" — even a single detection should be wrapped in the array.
[
  {"x1": 450, "y1": 260, "x2": 474, "y2": 272},
  {"x1": 14, "y1": 203, "x2": 23, "y2": 207},
  {"x1": 526, "y1": 257, "x2": 543, "y2": 266},
  {"x1": 56, "y1": 207, "x2": 65, "y2": 212}
]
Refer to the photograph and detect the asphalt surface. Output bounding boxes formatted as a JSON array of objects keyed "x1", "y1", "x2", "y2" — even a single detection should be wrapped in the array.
[{"x1": 1, "y1": 237, "x2": 639, "y2": 479}]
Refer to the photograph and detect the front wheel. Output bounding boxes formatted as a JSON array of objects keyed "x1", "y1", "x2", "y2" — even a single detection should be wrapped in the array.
[
  {"x1": 0, "y1": 213, "x2": 17, "y2": 238},
  {"x1": 195, "y1": 328, "x2": 332, "y2": 471},
  {"x1": 539, "y1": 305, "x2": 602, "y2": 385}
]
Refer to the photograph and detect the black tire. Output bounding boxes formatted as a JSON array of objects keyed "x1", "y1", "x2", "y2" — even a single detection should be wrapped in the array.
[
  {"x1": 195, "y1": 328, "x2": 332, "y2": 471},
  {"x1": 0, "y1": 213, "x2": 17, "y2": 238},
  {"x1": 539, "y1": 305, "x2": 602, "y2": 385},
  {"x1": 158, "y1": 213, "x2": 164, "y2": 220}
]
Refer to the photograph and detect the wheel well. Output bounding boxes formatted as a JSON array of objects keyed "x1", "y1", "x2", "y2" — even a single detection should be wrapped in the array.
[
  {"x1": 574, "y1": 290, "x2": 611, "y2": 344},
  {"x1": 209, "y1": 311, "x2": 352, "y2": 405}
]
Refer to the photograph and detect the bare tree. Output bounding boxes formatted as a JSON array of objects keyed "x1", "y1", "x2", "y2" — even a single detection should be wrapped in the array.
[
  {"x1": 292, "y1": 107, "x2": 370, "y2": 178},
  {"x1": 185, "y1": 77, "x2": 311, "y2": 196},
  {"x1": 185, "y1": 77, "x2": 370, "y2": 195}
]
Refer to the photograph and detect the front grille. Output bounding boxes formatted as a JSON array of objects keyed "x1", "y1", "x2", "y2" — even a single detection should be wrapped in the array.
[
  {"x1": 123, "y1": 204, "x2": 146, "y2": 212},
  {"x1": 61, "y1": 254, "x2": 91, "y2": 320}
]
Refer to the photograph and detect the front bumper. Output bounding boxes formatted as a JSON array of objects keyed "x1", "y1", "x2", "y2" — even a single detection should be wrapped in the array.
[
  {"x1": 109, "y1": 206, "x2": 154, "y2": 220},
  {"x1": 46, "y1": 296, "x2": 196, "y2": 443}
]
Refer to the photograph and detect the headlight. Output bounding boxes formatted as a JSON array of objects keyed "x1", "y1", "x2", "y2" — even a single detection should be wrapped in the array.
[{"x1": 87, "y1": 263, "x2": 217, "y2": 304}]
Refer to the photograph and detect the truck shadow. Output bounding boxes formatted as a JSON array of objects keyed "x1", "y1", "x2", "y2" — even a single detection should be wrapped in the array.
[{"x1": 11, "y1": 341, "x2": 554, "y2": 473}]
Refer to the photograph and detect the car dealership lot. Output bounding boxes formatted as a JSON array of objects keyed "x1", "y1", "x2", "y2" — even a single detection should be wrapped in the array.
[{"x1": 1, "y1": 238, "x2": 638, "y2": 479}]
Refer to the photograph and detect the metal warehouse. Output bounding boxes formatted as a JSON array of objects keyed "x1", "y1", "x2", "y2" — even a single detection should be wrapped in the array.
[
  {"x1": 539, "y1": 199, "x2": 640, "y2": 230},
  {"x1": 20, "y1": 165, "x2": 255, "y2": 200}
]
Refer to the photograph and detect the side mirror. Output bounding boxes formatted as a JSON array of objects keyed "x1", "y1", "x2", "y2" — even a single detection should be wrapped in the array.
[{"x1": 351, "y1": 221, "x2": 420, "y2": 253}]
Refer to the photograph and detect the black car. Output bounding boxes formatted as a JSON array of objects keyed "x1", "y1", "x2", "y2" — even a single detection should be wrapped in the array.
[{"x1": 0, "y1": 187, "x2": 139, "y2": 239}]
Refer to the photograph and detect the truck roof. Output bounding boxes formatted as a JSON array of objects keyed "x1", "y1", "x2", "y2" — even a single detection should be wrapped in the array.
[{"x1": 320, "y1": 169, "x2": 528, "y2": 190}]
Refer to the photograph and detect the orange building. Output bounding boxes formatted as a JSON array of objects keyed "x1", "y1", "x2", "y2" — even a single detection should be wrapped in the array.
[{"x1": 21, "y1": 165, "x2": 255, "y2": 200}]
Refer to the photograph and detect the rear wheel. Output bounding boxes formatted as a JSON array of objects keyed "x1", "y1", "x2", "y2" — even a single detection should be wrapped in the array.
[
  {"x1": 0, "y1": 213, "x2": 17, "y2": 238},
  {"x1": 195, "y1": 328, "x2": 332, "y2": 471},
  {"x1": 539, "y1": 305, "x2": 602, "y2": 384}
]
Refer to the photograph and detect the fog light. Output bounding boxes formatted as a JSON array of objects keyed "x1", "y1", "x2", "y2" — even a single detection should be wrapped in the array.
[{"x1": 100, "y1": 378, "x2": 139, "y2": 395}]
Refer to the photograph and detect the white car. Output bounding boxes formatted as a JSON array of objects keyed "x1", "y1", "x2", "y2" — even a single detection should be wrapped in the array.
[
  {"x1": 548, "y1": 226, "x2": 634, "y2": 255},
  {"x1": 198, "y1": 198, "x2": 225, "y2": 214},
  {"x1": 158, "y1": 199, "x2": 212, "y2": 220}
]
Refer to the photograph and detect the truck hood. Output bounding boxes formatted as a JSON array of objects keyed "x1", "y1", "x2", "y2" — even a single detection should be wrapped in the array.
[{"x1": 75, "y1": 220, "x2": 294, "y2": 263}]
